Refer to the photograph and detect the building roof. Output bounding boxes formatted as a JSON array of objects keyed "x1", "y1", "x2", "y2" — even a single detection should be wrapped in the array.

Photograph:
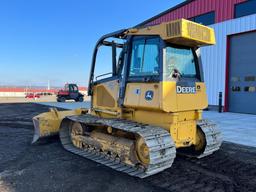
[
  {"x1": 135, "y1": 0, "x2": 194, "y2": 27},
  {"x1": 136, "y1": 0, "x2": 247, "y2": 27}
]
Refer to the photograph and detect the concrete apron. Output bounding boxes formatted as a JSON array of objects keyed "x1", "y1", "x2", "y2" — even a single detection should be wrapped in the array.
[{"x1": 203, "y1": 111, "x2": 256, "y2": 147}]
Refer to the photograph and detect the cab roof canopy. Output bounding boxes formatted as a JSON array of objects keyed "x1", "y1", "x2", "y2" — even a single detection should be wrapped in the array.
[{"x1": 126, "y1": 19, "x2": 216, "y2": 47}]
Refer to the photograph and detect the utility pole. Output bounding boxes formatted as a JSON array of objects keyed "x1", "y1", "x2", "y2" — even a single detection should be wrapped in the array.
[{"x1": 48, "y1": 80, "x2": 50, "y2": 90}]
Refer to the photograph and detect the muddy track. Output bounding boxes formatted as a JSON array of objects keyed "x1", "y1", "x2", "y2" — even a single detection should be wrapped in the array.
[{"x1": 0, "y1": 103, "x2": 256, "y2": 192}]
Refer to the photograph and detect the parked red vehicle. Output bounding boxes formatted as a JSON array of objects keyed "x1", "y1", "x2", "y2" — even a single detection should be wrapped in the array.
[
  {"x1": 25, "y1": 93, "x2": 40, "y2": 99},
  {"x1": 57, "y1": 83, "x2": 84, "y2": 102}
]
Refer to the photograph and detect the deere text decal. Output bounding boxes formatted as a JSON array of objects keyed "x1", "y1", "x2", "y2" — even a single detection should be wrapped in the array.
[{"x1": 176, "y1": 86, "x2": 196, "y2": 94}]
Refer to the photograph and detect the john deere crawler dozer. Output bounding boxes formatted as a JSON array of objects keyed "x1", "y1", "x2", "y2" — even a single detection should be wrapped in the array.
[{"x1": 33, "y1": 19, "x2": 222, "y2": 178}]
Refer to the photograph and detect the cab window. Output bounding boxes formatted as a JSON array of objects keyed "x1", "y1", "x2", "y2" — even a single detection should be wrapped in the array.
[
  {"x1": 94, "y1": 38, "x2": 125, "y2": 82},
  {"x1": 73, "y1": 85, "x2": 78, "y2": 92},
  {"x1": 69, "y1": 85, "x2": 78, "y2": 92},
  {"x1": 129, "y1": 38, "x2": 160, "y2": 77},
  {"x1": 64, "y1": 84, "x2": 69, "y2": 91},
  {"x1": 164, "y1": 46, "x2": 198, "y2": 81}
]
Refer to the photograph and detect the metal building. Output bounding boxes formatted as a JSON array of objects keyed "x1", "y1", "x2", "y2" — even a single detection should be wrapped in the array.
[{"x1": 138, "y1": 0, "x2": 256, "y2": 114}]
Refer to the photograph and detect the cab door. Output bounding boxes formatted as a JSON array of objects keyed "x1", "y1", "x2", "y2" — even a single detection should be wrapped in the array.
[
  {"x1": 123, "y1": 36, "x2": 162, "y2": 110},
  {"x1": 69, "y1": 84, "x2": 79, "y2": 99},
  {"x1": 91, "y1": 41, "x2": 124, "y2": 113}
]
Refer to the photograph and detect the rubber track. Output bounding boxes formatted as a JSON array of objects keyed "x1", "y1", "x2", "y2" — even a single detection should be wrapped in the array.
[{"x1": 59, "y1": 114, "x2": 176, "y2": 178}]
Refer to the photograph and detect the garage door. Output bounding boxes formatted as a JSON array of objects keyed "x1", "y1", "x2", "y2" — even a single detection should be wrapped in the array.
[{"x1": 228, "y1": 31, "x2": 256, "y2": 114}]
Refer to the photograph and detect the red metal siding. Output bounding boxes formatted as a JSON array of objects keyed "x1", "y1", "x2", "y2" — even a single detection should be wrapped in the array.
[{"x1": 147, "y1": 0, "x2": 247, "y2": 25}]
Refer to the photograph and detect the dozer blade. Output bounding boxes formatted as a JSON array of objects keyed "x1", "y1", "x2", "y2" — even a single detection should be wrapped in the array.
[{"x1": 32, "y1": 108, "x2": 88, "y2": 144}]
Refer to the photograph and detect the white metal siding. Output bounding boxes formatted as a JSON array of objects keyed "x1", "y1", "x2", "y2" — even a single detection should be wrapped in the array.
[
  {"x1": 0, "y1": 92, "x2": 25, "y2": 97},
  {"x1": 201, "y1": 14, "x2": 256, "y2": 105}
]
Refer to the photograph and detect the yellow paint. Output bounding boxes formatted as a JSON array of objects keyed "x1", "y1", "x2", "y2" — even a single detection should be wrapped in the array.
[
  {"x1": 161, "y1": 81, "x2": 208, "y2": 112},
  {"x1": 123, "y1": 81, "x2": 207, "y2": 113},
  {"x1": 32, "y1": 108, "x2": 87, "y2": 143},
  {"x1": 127, "y1": 19, "x2": 216, "y2": 47},
  {"x1": 92, "y1": 80, "x2": 120, "y2": 113},
  {"x1": 124, "y1": 83, "x2": 161, "y2": 110}
]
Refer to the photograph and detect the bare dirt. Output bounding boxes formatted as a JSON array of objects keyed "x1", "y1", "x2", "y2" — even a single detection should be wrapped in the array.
[{"x1": 0, "y1": 103, "x2": 256, "y2": 192}]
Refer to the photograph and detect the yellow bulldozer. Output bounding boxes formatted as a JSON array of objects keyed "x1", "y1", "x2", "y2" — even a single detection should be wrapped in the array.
[{"x1": 32, "y1": 19, "x2": 222, "y2": 178}]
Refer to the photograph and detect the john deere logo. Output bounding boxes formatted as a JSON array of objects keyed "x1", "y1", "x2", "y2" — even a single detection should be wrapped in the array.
[{"x1": 145, "y1": 91, "x2": 154, "y2": 101}]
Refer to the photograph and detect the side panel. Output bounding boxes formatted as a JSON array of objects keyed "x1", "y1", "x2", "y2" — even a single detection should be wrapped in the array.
[
  {"x1": 124, "y1": 83, "x2": 161, "y2": 110},
  {"x1": 161, "y1": 81, "x2": 177, "y2": 111},
  {"x1": 122, "y1": 109, "x2": 200, "y2": 148},
  {"x1": 124, "y1": 81, "x2": 208, "y2": 112},
  {"x1": 92, "y1": 80, "x2": 120, "y2": 112},
  {"x1": 161, "y1": 81, "x2": 208, "y2": 112}
]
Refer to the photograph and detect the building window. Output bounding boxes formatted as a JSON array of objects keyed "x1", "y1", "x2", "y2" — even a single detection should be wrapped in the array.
[
  {"x1": 190, "y1": 11, "x2": 215, "y2": 26},
  {"x1": 235, "y1": 0, "x2": 256, "y2": 18},
  {"x1": 232, "y1": 86, "x2": 241, "y2": 92},
  {"x1": 244, "y1": 86, "x2": 256, "y2": 92}
]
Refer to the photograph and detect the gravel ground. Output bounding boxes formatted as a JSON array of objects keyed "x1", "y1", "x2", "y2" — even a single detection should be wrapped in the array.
[{"x1": 0, "y1": 103, "x2": 256, "y2": 192}]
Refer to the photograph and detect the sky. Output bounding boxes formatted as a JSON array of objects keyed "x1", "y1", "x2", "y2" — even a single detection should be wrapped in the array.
[{"x1": 0, "y1": 0, "x2": 184, "y2": 87}]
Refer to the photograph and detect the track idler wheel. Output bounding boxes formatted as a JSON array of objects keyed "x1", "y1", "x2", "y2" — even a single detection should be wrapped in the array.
[
  {"x1": 194, "y1": 125, "x2": 206, "y2": 152},
  {"x1": 70, "y1": 122, "x2": 84, "y2": 148},
  {"x1": 177, "y1": 125, "x2": 206, "y2": 156},
  {"x1": 136, "y1": 137, "x2": 150, "y2": 165}
]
